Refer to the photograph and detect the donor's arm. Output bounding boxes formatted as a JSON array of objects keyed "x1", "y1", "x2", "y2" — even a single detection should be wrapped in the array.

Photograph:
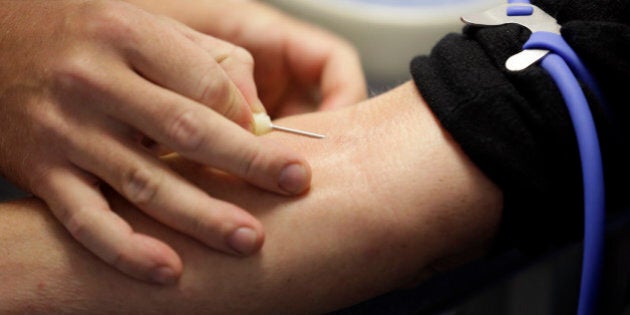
[{"x1": 0, "y1": 82, "x2": 501, "y2": 314}]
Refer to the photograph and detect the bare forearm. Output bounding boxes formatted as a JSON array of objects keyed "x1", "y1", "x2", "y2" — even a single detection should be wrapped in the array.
[
  {"x1": 0, "y1": 192, "x2": 430, "y2": 314},
  {"x1": 0, "y1": 82, "x2": 502, "y2": 314}
]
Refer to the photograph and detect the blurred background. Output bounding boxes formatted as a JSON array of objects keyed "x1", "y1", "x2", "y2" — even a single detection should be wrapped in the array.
[{"x1": 262, "y1": 0, "x2": 503, "y2": 91}]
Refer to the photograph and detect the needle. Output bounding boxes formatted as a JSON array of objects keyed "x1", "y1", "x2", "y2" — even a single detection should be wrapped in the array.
[
  {"x1": 253, "y1": 113, "x2": 326, "y2": 139},
  {"x1": 270, "y1": 124, "x2": 326, "y2": 139}
]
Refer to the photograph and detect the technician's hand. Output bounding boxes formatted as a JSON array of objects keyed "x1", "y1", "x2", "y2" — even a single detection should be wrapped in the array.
[
  {"x1": 0, "y1": 0, "x2": 311, "y2": 284},
  {"x1": 125, "y1": 0, "x2": 369, "y2": 116},
  {"x1": 229, "y1": 1, "x2": 369, "y2": 116}
]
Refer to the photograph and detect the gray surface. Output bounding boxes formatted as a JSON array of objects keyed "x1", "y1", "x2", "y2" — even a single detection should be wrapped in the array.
[{"x1": 446, "y1": 245, "x2": 581, "y2": 315}]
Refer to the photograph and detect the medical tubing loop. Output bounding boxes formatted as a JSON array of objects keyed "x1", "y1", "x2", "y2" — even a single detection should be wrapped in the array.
[
  {"x1": 540, "y1": 54, "x2": 605, "y2": 315},
  {"x1": 509, "y1": 1, "x2": 606, "y2": 313},
  {"x1": 524, "y1": 32, "x2": 606, "y2": 106}
]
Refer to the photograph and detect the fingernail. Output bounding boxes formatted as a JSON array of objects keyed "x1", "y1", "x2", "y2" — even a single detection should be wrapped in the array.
[
  {"x1": 227, "y1": 227, "x2": 259, "y2": 256},
  {"x1": 278, "y1": 163, "x2": 309, "y2": 194},
  {"x1": 151, "y1": 266, "x2": 178, "y2": 285}
]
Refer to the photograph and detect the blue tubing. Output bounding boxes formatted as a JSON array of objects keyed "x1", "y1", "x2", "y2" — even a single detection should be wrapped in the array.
[{"x1": 541, "y1": 54, "x2": 605, "y2": 315}]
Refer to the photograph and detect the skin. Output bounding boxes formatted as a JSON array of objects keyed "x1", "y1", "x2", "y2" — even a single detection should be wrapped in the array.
[
  {"x1": 0, "y1": 0, "x2": 366, "y2": 284},
  {"x1": 0, "y1": 82, "x2": 502, "y2": 314},
  {"x1": 124, "y1": 0, "x2": 368, "y2": 115}
]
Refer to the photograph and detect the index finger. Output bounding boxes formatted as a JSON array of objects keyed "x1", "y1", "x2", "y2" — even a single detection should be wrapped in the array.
[
  {"x1": 120, "y1": 10, "x2": 255, "y2": 129},
  {"x1": 164, "y1": 18, "x2": 266, "y2": 116},
  {"x1": 99, "y1": 72, "x2": 312, "y2": 196}
]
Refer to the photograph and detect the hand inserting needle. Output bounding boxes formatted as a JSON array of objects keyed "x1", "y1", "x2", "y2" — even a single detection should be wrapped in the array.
[{"x1": 253, "y1": 113, "x2": 326, "y2": 139}]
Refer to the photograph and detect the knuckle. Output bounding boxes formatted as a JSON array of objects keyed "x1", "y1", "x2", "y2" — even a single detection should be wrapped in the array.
[
  {"x1": 110, "y1": 248, "x2": 130, "y2": 269},
  {"x1": 167, "y1": 109, "x2": 206, "y2": 153},
  {"x1": 214, "y1": 43, "x2": 253, "y2": 67},
  {"x1": 29, "y1": 104, "x2": 64, "y2": 137},
  {"x1": 62, "y1": 204, "x2": 128, "y2": 267},
  {"x1": 229, "y1": 46, "x2": 255, "y2": 66},
  {"x1": 190, "y1": 217, "x2": 210, "y2": 242},
  {"x1": 63, "y1": 206, "x2": 92, "y2": 241},
  {"x1": 123, "y1": 166, "x2": 161, "y2": 207},
  {"x1": 212, "y1": 42, "x2": 236, "y2": 64},
  {"x1": 240, "y1": 146, "x2": 267, "y2": 180},
  {"x1": 217, "y1": 88, "x2": 243, "y2": 122},
  {"x1": 196, "y1": 70, "x2": 221, "y2": 105},
  {"x1": 190, "y1": 213, "x2": 227, "y2": 245},
  {"x1": 199, "y1": 77, "x2": 242, "y2": 120},
  {"x1": 52, "y1": 58, "x2": 97, "y2": 92},
  {"x1": 79, "y1": 1, "x2": 137, "y2": 43},
  {"x1": 196, "y1": 70, "x2": 231, "y2": 107}
]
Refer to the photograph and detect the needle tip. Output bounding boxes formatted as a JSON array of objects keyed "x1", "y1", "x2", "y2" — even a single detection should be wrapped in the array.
[{"x1": 270, "y1": 124, "x2": 326, "y2": 139}]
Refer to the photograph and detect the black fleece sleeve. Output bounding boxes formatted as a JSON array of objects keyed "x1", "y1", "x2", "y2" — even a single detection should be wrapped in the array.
[{"x1": 410, "y1": 0, "x2": 630, "y2": 252}]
